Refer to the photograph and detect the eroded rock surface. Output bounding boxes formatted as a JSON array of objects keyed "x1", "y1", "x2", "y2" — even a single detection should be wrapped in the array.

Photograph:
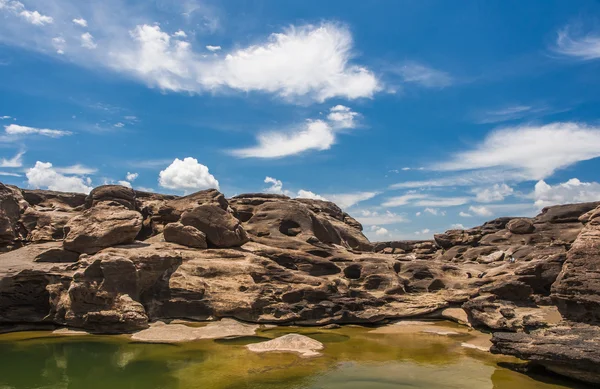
[{"x1": 0, "y1": 184, "x2": 599, "y2": 384}]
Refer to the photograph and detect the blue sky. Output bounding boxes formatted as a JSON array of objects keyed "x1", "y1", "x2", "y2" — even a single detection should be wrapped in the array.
[{"x1": 2, "y1": 0, "x2": 600, "y2": 241}]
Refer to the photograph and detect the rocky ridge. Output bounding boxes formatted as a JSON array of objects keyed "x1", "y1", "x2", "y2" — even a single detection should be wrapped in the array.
[{"x1": 0, "y1": 183, "x2": 599, "y2": 384}]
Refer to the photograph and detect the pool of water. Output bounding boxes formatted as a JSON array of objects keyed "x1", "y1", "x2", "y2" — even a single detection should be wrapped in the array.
[{"x1": 0, "y1": 321, "x2": 590, "y2": 389}]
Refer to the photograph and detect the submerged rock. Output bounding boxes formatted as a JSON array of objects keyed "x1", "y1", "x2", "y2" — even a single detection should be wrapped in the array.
[{"x1": 246, "y1": 334, "x2": 324, "y2": 357}]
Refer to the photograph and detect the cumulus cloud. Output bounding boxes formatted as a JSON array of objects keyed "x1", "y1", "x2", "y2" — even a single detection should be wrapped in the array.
[
  {"x1": 0, "y1": 1, "x2": 53, "y2": 25},
  {"x1": 433, "y1": 122, "x2": 600, "y2": 181},
  {"x1": 126, "y1": 172, "x2": 138, "y2": 181},
  {"x1": 26, "y1": 161, "x2": 93, "y2": 193},
  {"x1": 451, "y1": 223, "x2": 466, "y2": 230},
  {"x1": 0, "y1": 150, "x2": 24, "y2": 167},
  {"x1": 554, "y1": 27, "x2": 600, "y2": 60},
  {"x1": 533, "y1": 178, "x2": 600, "y2": 208},
  {"x1": 424, "y1": 207, "x2": 446, "y2": 216},
  {"x1": 297, "y1": 189, "x2": 327, "y2": 201},
  {"x1": 173, "y1": 30, "x2": 187, "y2": 38},
  {"x1": 117, "y1": 180, "x2": 132, "y2": 188},
  {"x1": 370, "y1": 225, "x2": 390, "y2": 236},
  {"x1": 327, "y1": 105, "x2": 358, "y2": 128},
  {"x1": 206, "y1": 45, "x2": 221, "y2": 51},
  {"x1": 5, "y1": 124, "x2": 72, "y2": 137},
  {"x1": 469, "y1": 205, "x2": 493, "y2": 217},
  {"x1": 264, "y1": 176, "x2": 286, "y2": 195},
  {"x1": 72, "y1": 18, "x2": 87, "y2": 27},
  {"x1": 396, "y1": 62, "x2": 452, "y2": 88},
  {"x1": 158, "y1": 157, "x2": 219, "y2": 193},
  {"x1": 109, "y1": 23, "x2": 379, "y2": 102},
  {"x1": 81, "y1": 32, "x2": 97, "y2": 49},
  {"x1": 474, "y1": 183, "x2": 513, "y2": 203}
]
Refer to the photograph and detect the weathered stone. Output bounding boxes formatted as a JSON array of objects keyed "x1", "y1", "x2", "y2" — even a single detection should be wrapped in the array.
[
  {"x1": 507, "y1": 218, "x2": 535, "y2": 234},
  {"x1": 180, "y1": 205, "x2": 248, "y2": 248},
  {"x1": 63, "y1": 204, "x2": 143, "y2": 254},
  {"x1": 163, "y1": 222, "x2": 207, "y2": 249}
]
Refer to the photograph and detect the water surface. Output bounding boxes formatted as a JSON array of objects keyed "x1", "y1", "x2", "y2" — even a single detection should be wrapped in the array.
[{"x1": 0, "y1": 321, "x2": 589, "y2": 389}]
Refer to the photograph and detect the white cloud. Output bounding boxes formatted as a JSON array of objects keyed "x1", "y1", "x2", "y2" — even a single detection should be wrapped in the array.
[
  {"x1": 231, "y1": 105, "x2": 361, "y2": 158},
  {"x1": 54, "y1": 164, "x2": 97, "y2": 175},
  {"x1": 230, "y1": 119, "x2": 335, "y2": 158},
  {"x1": 52, "y1": 37, "x2": 65, "y2": 54},
  {"x1": 72, "y1": 18, "x2": 87, "y2": 27},
  {"x1": 297, "y1": 189, "x2": 328, "y2": 201},
  {"x1": 433, "y1": 123, "x2": 600, "y2": 181},
  {"x1": 112, "y1": 23, "x2": 379, "y2": 101},
  {"x1": 325, "y1": 192, "x2": 378, "y2": 208},
  {"x1": 0, "y1": 116, "x2": 12, "y2": 120},
  {"x1": 468, "y1": 205, "x2": 493, "y2": 217},
  {"x1": 424, "y1": 207, "x2": 446, "y2": 216},
  {"x1": 264, "y1": 176, "x2": 286, "y2": 195},
  {"x1": 0, "y1": 171, "x2": 21, "y2": 177},
  {"x1": 533, "y1": 178, "x2": 600, "y2": 208},
  {"x1": 26, "y1": 161, "x2": 93, "y2": 194},
  {"x1": 474, "y1": 183, "x2": 513, "y2": 203},
  {"x1": 382, "y1": 193, "x2": 428, "y2": 207},
  {"x1": 0, "y1": 1, "x2": 52, "y2": 26},
  {"x1": 206, "y1": 45, "x2": 221, "y2": 51},
  {"x1": 173, "y1": 30, "x2": 187, "y2": 38},
  {"x1": 554, "y1": 27, "x2": 600, "y2": 60},
  {"x1": 81, "y1": 32, "x2": 97, "y2": 49},
  {"x1": 0, "y1": 150, "x2": 24, "y2": 167},
  {"x1": 415, "y1": 197, "x2": 469, "y2": 207},
  {"x1": 356, "y1": 209, "x2": 408, "y2": 225},
  {"x1": 459, "y1": 211, "x2": 472, "y2": 217},
  {"x1": 5, "y1": 124, "x2": 72, "y2": 138},
  {"x1": 126, "y1": 172, "x2": 138, "y2": 181},
  {"x1": 20, "y1": 10, "x2": 53, "y2": 26},
  {"x1": 451, "y1": 223, "x2": 466, "y2": 230},
  {"x1": 415, "y1": 211, "x2": 421, "y2": 216},
  {"x1": 114, "y1": 122, "x2": 125, "y2": 128},
  {"x1": 396, "y1": 62, "x2": 452, "y2": 88},
  {"x1": 327, "y1": 105, "x2": 358, "y2": 128},
  {"x1": 117, "y1": 180, "x2": 132, "y2": 188},
  {"x1": 370, "y1": 225, "x2": 390, "y2": 236},
  {"x1": 415, "y1": 228, "x2": 431, "y2": 235},
  {"x1": 158, "y1": 157, "x2": 219, "y2": 192}
]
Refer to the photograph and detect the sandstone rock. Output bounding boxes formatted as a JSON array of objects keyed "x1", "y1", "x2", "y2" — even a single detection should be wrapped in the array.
[
  {"x1": 246, "y1": 334, "x2": 324, "y2": 357},
  {"x1": 478, "y1": 251, "x2": 505, "y2": 264},
  {"x1": 552, "y1": 205, "x2": 600, "y2": 323},
  {"x1": 131, "y1": 318, "x2": 258, "y2": 343},
  {"x1": 491, "y1": 323, "x2": 600, "y2": 385},
  {"x1": 506, "y1": 218, "x2": 535, "y2": 234},
  {"x1": 163, "y1": 222, "x2": 207, "y2": 249},
  {"x1": 63, "y1": 204, "x2": 143, "y2": 254},
  {"x1": 180, "y1": 205, "x2": 248, "y2": 247},
  {"x1": 85, "y1": 185, "x2": 137, "y2": 209}
]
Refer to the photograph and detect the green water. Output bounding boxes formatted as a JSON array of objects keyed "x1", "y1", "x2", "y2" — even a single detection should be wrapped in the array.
[{"x1": 0, "y1": 322, "x2": 589, "y2": 389}]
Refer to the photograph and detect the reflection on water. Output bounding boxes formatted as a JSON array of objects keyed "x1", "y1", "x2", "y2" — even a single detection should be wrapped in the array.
[{"x1": 0, "y1": 321, "x2": 590, "y2": 389}]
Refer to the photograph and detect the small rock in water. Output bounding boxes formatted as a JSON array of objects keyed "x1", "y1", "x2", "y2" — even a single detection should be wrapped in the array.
[{"x1": 246, "y1": 334, "x2": 324, "y2": 357}]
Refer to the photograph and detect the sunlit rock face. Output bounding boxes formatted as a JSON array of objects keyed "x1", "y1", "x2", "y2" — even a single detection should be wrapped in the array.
[{"x1": 0, "y1": 184, "x2": 599, "y2": 383}]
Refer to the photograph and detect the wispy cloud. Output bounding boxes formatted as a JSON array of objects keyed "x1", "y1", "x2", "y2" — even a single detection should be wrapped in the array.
[
  {"x1": 4, "y1": 124, "x2": 72, "y2": 138},
  {"x1": 0, "y1": 150, "x2": 25, "y2": 167},
  {"x1": 394, "y1": 61, "x2": 453, "y2": 88},
  {"x1": 230, "y1": 106, "x2": 359, "y2": 158},
  {"x1": 554, "y1": 26, "x2": 600, "y2": 60}
]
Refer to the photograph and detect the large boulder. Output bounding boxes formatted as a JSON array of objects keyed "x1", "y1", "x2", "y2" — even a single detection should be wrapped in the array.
[
  {"x1": 506, "y1": 218, "x2": 535, "y2": 234},
  {"x1": 180, "y1": 205, "x2": 248, "y2": 248},
  {"x1": 163, "y1": 222, "x2": 207, "y2": 249},
  {"x1": 85, "y1": 185, "x2": 137, "y2": 209},
  {"x1": 0, "y1": 184, "x2": 26, "y2": 248},
  {"x1": 63, "y1": 204, "x2": 143, "y2": 254}
]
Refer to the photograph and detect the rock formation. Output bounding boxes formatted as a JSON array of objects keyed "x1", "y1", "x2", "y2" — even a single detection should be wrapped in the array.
[{"x1": 0, "y1": 183, "x2": 599, "y2": 384}]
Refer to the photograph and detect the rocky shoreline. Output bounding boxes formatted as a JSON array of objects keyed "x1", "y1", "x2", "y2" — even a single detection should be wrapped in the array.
[{"x1": 1, "y1": 183, "x2": 599, "y2": 384}]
